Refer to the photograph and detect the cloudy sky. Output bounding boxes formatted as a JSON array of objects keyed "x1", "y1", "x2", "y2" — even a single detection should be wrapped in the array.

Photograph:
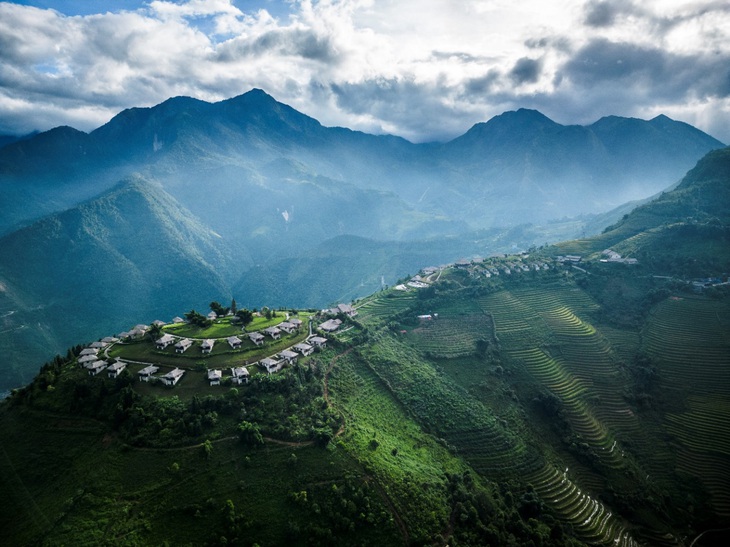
[{"x1": 1, "y1": 0, "x2": 728, "y2": 143}]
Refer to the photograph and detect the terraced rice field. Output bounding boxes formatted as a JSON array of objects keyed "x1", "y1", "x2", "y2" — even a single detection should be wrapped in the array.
[
  {"x1": 407, "y1": 313, "x2": 492, "y2": 358},
  {"x1": 644, "y1": 296, "x2": 730, "y2": 516},
  {"x1": 525, "y1": 464, "x2": 639, "y2": 546},
  {"x1": 357, "y1": 292, "x2": 417, "y2": 324}
]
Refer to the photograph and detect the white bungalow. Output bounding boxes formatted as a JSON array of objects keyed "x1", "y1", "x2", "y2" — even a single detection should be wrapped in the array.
[
  {"x1": 263, "y1": 326, "x2": 281, "y2": 340},
  {"x1": 201, "y1": 339, "x2": 215, "y2": 354},
  {"x1": 79, "y1": 348, "x2": 98, "y2": 356},
  {"x1": 320, "y1": 319, "x2": 342, "y2": 332},
  {"x1": 78, "y1": 354, "x2": 98, "y2": 367},
  {"x1": 86, "y1": 360, "x2": 107, "y2": 376},
  {"x1": 248, "y1": 332, "x2": 265, "y2": 346},
  {"x1": 128, "y1": 326, "x2": 148, "y2": 339},
  {"x1": 289, "y1": 317, "x2": 303, "y2": 328},
  {"x1": 172, "y1": 316, "x2": 186, "y2": 324},
  {"x1": 175, "y1": 338, "x2": 193, "y2": 353},
  {"x1": 152, "y1": 320, "x2": 166, "y2": 327},
  {"x1": 279, "y1": 350, "x2": 298, "y2": 364},
  {"x1": 89, "y1": 341, "x2": 108, "y2": 349},
  {"x1": 161, "y1": 368, "x2": 185, "y2": 386},
  {"x1": 101, "y1": 336, "x2": 119, "y2": 344},
  {"x1": 207, "y1": 369, "x2": 223, "y2": 386},
  {"x1": 260, "y1": 357, "x2": 283, "y2": 374},
  {"x1": 155, "y1": 333, "x2": 175, "y2": 350},
  {"x1": 138, "y1": 365, "x2": 159, "y2": 382},
  {"x1": 278, "y1": 321, "x2": 297, "y2": 334},
  {"x1": 227, "y1": 336, "x2": 242, "y2": 349},
  {"x1": 107, "y1": 360, "x2": 127, "y2": 378},
  {"x1": 207, "y1": 311, "x2": 218, "y2": 321},
  {"x1": 293, "y1": 343, "x2": 314, "y2": 356},
  {"x1": 310, "y1": 336, "x2": 327, "y2": 349},
  {"x1": 231, "y1": 366, "x2": 250, "y2": 385},
  {"x1": 337, "y1": 303, "x2": 358, "y2": 317}
]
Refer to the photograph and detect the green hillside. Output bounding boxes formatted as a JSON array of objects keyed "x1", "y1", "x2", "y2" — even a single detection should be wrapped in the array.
[{"x1": 1, "y1": 148, "x2": 729, "y2": 545}]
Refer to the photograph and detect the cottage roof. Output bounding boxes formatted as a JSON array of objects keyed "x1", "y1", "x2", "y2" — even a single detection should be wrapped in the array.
[
  {"x1": 175, "y1": 338, "x2": 192, "y2": 348},
  {"x1": 248, "y1": 332, "x2": 265, "y2": 341},
  {"x1": 156, "y1": 333, "x2": 175, "y2": 345},
  {"x1": 172, "y1": 316, "x2": 185, "y2": 324},
  {"x1": 79, "y1": 348, "x2": 98, "y2": 356},
  {"x1": 163, "y1": 368, "x2": 185, "y2": 380},
  {"x1": 280, "y1": 350, "x2": 298, "y2": 359},
  {"x1": 227, "y1": 336, "x2": 242, "y2": 345},
  {"x1": 264, "y1": 326, "x2": 280, "y2": 334},
  {"x1": 231, "y1": 366, "x2": 249, "y2": 377},
  {"x1": 201, "y1": 339, "x2": 215, "y2": 349},
  {"x1": 293, "y1": 343, "x2": 313, "y2": 353},
  {"x1": 139, "y1": 365, "x2": 159, "y2": 376},
  {"x1": 107, "y1": 360, "x2": 126, "y2": 372},
  {"x1": 310, "y1": 336, "x2": 327, "y2": 345},
  {"x1": 207, "y1": 369, "x2": 223, "y2": 380}
]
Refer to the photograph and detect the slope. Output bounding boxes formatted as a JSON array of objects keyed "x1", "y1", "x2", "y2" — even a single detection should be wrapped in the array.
[{"x1": 0, "y1": 175, "x2": 241, "y2": 392}]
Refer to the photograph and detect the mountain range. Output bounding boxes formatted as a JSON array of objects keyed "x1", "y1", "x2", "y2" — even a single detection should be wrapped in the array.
[
  {"x1": 0, "y1": 89, "x2": 725, "y2": 392},
  {"x1": 1, "y1": 143, "x2": 729, "y2": 546}
]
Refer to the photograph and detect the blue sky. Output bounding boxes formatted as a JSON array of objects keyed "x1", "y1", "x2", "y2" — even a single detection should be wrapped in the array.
[{"x1": 1, "y1": 0, "x2": 728, "y2": 143}]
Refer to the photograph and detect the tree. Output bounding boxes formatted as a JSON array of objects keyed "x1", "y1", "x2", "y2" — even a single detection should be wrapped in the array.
[
  {"x1": 236, "y1": 309, "x2": 254, "y2": 327},
  {"x1": 238, "y1": 421, "x2": 264, "y2": 446},
  {"x1": 148, "y1": 323, "x2": 163, "y2": 341},
  {"x1": 210, "y1": 301, "x2": 230, "y2": 316},
  {"x1": 231, "y1": 298, "x2": 237, "y2": 315}
]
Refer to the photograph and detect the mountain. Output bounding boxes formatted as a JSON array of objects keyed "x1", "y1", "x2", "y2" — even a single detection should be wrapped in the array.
[
  {"x1": 0, "y1": 91, "x2": 725, "y2": 391},
  {"x1": 1, "y1": 148, "x2": 728, "y2": 545},
  {"x1": 0, "y1": 176, "x2": 240, "y2": 390}
]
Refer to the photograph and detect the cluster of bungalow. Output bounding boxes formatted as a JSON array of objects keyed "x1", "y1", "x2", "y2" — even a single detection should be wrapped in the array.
[
  {"x1": 257, "y1": 336, "x2": 326, "y2": 374},
  {"x1": 78, "y1": 346, "x2": 128, "y2": 378},
  {"x1": 600, "y1": 249, "x2": 638, "y2": 265}
]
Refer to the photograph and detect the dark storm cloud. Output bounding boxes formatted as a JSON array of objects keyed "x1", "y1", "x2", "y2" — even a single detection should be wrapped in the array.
[
  {"x1": 329, "y1": 78, "x2": 475, "y2": 143},
  {"x1": 217, "y1": 28, "x2": 338, "y2": 62},
  {"x1": 583, "y1": 0, "x2": 627, "y2": 27},
  {"x1": 563, "y1": 38, "x2": 730, "y2": 101},
  {"x1": 509, "y1": 57, "x2": 542, "y2": 85}
]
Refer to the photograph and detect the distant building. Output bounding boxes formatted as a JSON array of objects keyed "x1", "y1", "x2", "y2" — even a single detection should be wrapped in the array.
[
  {"x1": 260, "y1": 357, "x2": 283, "y2": 374},
  {"x1": 231, "y1": 366, "x2": 249, "y2": 385},
  {"x1": 227, "y1": 336, "x2": 242, "y2": 349},
  {"x1": 263, "y1": 327, "x2": 281, "y2": 340},
  {"x1": 248, "y1": 332, "x2": 265, "y2": 345},
  {"x1": 310, "y1": 336, "x2": 327, "y2": 348},
  {"x1": 138, "y1": 365, "x2": 159, "y2": 382},
  {"x1": 207, "y1": 369, "x2": 222, "y2": 386},
  {"x1": 201, "y1": 339, "x2": 215, "y2": 354},
  {"x1": 107, "y1": 360, "x2": 127, "y2": 378},
  {"x1": 160, "y1": 368, "x2": 185, "y2": 386},
  {"x1": 320, "y1": 319, "x2": 342, "y2": 332},
  {"x1": 155, "y1": 333, "x2": 175, "y2": 350},
  {"x1": 175, "y1": 338, "x2": 193, "y2": 353},
  {"x1": 293, "y1": 343, "x2": 314, "y2": 356}
]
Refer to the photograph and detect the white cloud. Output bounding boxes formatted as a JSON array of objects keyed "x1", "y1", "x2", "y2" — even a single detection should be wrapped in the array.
[{"x1": 0, "y1": 0, "x2": 727, "y2": 143}]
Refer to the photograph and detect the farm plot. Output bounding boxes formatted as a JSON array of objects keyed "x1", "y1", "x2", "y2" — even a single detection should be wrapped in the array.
[
  {"x1": 356, "y1": 292, "x2": 417, "y2": 325},
  {"x1": 406, "y1": 305, "x2": 493, "y2": 359},
  {"x1": 525, "y1": 464, "x2": 639, "y2": 547},
  {"x1": 643, "y1": 296, "x2": 730, "y2": 517}
]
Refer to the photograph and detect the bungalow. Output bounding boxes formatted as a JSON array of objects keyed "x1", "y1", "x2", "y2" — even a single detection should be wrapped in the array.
[
  {"x1": 155, "y1": 333, "x2": 175, "y2": 350},
  {"x1": 293, "y1": 343, "x2": 314, "y2": 356},
  {"x1": 78, "y1": 354, "x2": 98, "y2": 366},
  {"x1": 86, "y1": 360, "x2": 107, "y2": 376},
  {"x1": 201, "y1": 339, "x2": 215, "y2": 354},
  {"x1": 279, "y1": 350, "x2": 298, "y2": 364},
  {"x1": 152, "y1": 320, "x2": 166, "y2": 327},
  {"x1": 138, "y1": 365, "x2": 159, "y2": 382},
  {"x1": 117, "y1": 331, "x2": 131, "y2": 340},
  {"x1": 128, "y1": 326, "x2": 148, "y2": 340},
  {"x1": 227, "y1": 336, "x2": 243, "y2": 349},
  {"x1": 80, "y1": 348, "x2": 98, "y2": 356},
  {"x1": 207, "y1": 369, "x2": 223, "y2": 386},
  {"x1": 288, "y1": 318, "x2": 303, "y2": 329},
  {"x1": 337, "y1": 303, "x2": 358, "y2": 317},
  {"x1": 263, "y1": 326, "x2": 281, "y2": 340},
  {"x1": 231, "y1": 366, "x2": 250, "y2": 385},
  {"x1": 259, "y1": 357, "x2": 283, "y2": 374},
  {"x1": 107, "y1": 360, "x2": 127, "y2": 378},
  {"x1": 101, "y1": 336, "x2": 119, "y2": 344},
  {"x1": 207, "y1": 311, "x2": 218, "y2": 321},
  {"x1": 309, "y1": 336, "x2": 327, "y2": 349},
  {"x1": 278, "y1": 321, "x2": 297, "y2": 334},
  {"x1": 455, "y1": 258, "x2": 472, "y2": 269},
  {"x1": 320, "y1": 319, "x2": 342, "y2": 332},
  {"x1": 161, "y1": 367, "x2": 185, "y2": 386},
  {"x1": 248, "y1": 332, "x2": 265, "y2": 346},
  {"x1": 172, "y1": 316, "x2": 186, "y2": 324},
  {"x1": 89, "y1": 341, "x2": 108, "y2": 349},
  {"x1": 175, "y1": 338, "x2": 193, "y2": 353}
]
